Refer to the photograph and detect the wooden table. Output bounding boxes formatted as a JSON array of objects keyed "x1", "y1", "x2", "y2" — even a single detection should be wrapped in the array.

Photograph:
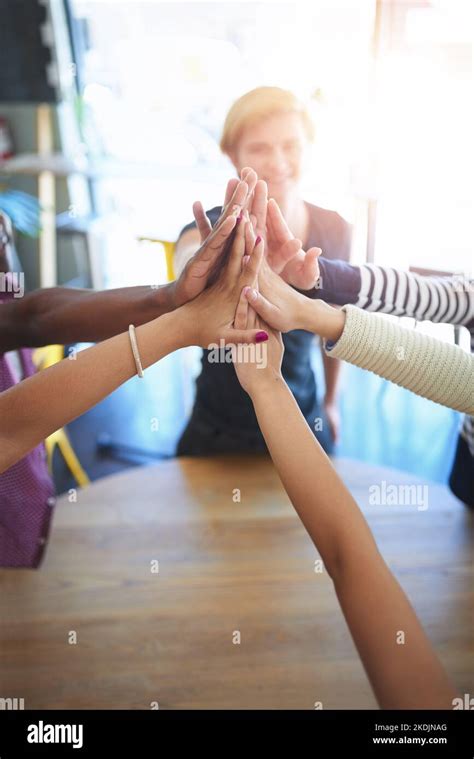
[{"x1": 1, "y1": 456, "x2": 472, "y2": 709}]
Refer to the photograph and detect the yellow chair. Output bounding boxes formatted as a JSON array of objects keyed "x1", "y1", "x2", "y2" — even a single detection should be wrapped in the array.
[
  {"x1": 138, "y1": 237, "x2": 175, "y2": 282},
  {"x1": 33, "y1": 345, "x2": 90, "y2": 488}
]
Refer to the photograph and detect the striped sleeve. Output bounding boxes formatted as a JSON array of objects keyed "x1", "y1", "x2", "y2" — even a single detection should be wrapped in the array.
[{"x1": 356, "y1": 265, "x2": 474, "y2": 332}]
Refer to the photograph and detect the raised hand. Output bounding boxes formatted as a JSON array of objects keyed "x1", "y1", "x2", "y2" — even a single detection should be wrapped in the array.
[
  {"x1": 244, "y1": 259, "x2": 346, "y2": 341},
  {"x1": 170, "y1": 173, "x2": 257, "y2": 308},
  {"x1": 192, "y1": 168, "x2": 258, "y2": 243},
  {"x1": 180, "y1": 209, "x2": 268, "y2": 348},
  {"x1": 225, "y1": 216, "x2": 283, "y2": 395},
  {"x1": 232, "y1": 284, "x2": 283, "y2": 397},
  {"x1": 244, "y1": 258, "x2": 310, "y2": 333},
  {"x1": 266, "y1": 198, "x2": 321, "y2": 290}
]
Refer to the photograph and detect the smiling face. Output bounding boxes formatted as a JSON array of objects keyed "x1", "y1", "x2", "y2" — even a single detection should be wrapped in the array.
[{"x1": 230, "y1": 111, "x2": 308, "y2": 206}]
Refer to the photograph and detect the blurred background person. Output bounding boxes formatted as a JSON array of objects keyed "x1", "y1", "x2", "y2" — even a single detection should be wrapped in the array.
[{"x1": 175, "y1": 87, "x2": 352, "y2": 457}]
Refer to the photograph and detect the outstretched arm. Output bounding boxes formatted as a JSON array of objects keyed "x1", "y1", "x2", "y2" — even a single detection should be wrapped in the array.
[
  {"x1": 0, "y1": 178, "x2": 252, "y2": 354},
  {"x1": 244, "y1": 264, "x2": 474, "y2": 415},
  {"x1": 0, "y1": 309, "x2": 186, "y2": 473},
  {"x1": 267, "y1": 198, "x2": 472, "y2": 331},
  {"x1": 249, "y1": 370, "x2": 457, "y2": 709},
  {"x1": 0, "y1": 284, "x2": 176, "y2": 353},
  {"x1": 0, "y1": 217, "x2": 266, "y2": 474},
  {"x1": 232, "y1": 256, "x2": 457, "y2": 708}
]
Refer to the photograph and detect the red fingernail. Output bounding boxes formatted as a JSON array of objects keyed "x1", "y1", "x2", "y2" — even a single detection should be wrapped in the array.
[
  {"x1": 236, "y1": 211, "x2": 243, "y2": 224},
  {"x1": 255, "y1": 235, "x2": 262, "y2": 245},
  {"x1": 256, "y1": 331, "x2": 268, "y2": 343}
]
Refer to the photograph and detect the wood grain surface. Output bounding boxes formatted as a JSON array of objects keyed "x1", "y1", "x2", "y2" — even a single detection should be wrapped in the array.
[{"x1": 1, "y1": 455, "x2": 472, "y2": 709}]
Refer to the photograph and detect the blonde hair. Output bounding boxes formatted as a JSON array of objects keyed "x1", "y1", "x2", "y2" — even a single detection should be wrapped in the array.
[{"x1": 220, "y1": 86, "x2": 315, "y2": 155}]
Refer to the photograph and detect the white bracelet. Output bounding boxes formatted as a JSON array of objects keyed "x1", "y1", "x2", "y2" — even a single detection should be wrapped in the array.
[{"x1": 128, "y1": 324, "x2": 144, "y2": 378}]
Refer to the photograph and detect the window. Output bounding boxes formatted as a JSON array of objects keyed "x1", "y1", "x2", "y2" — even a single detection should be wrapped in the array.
[{"x1": 69, "y1": 0, "x2": 472, "y2": 280}]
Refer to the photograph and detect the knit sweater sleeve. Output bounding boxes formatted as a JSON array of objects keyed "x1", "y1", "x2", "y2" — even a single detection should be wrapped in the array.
[{"x1": 324, "y1": 305, "x2": 474, "y2": 414}]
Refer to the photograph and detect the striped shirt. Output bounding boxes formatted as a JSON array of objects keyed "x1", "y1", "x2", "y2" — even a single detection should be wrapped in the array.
[{"x1": 316, "y1": 260, "x2": 473, "y2": 505}]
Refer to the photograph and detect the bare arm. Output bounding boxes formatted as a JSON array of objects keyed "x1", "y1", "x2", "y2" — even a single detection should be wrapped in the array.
[
  {"x1": 250, "y1": 377, "x2": 456, "y2": 708},
  {"x1": 0, "y1": 284, "x2": 174, "y2": 352},
  {"x1": 0, "y1": 177, "x2": 254, "y2": 354},
  {"x1": 0, "y1": 308, "x2": 185, "y2": 473},
  {"x1": 232, "y1": 246, "x2": 457, "y2": 708},
  {"x1": 321, "y1": 348, "x2": 341, "y2": 443},
  {"x1": 0, "y1": 216, "x2": 266, "y2": 474}
]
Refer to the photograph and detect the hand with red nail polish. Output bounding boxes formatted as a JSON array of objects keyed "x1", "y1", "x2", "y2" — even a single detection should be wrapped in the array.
[
  {"x1": 177, "y1": 216, "x2": 266, "y2": 349},
  {"x1": 231, "y1": 280, "x2": 284, "y2": 396}
]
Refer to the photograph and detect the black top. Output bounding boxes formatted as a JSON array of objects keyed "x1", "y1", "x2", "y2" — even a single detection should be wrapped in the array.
[{"x1": 178, "y1": 201, "x2": 352, "y2": 441}]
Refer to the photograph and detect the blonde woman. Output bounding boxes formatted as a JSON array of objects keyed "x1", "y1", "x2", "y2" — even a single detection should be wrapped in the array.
[{"x1": 175, "y1": 87, "x2": 351, "y2": 457}]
